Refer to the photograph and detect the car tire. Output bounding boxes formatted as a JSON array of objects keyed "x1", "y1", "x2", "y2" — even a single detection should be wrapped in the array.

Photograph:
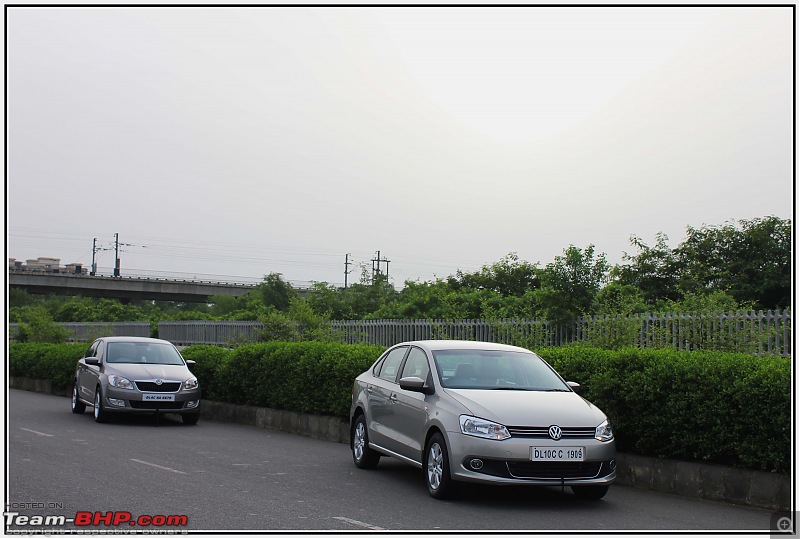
[
  {"x1": 425, "y1": 433, "x2": 458, "y2": 499},
  {"x1": 182, "y1": 413, "x2": 200, "y2": 426},
  {"x1": 571, "y1": 485, "x2": 609, "y2": 500},
  {"x1": 71, "y1": 382, "x2": 86, "y2": 414},
  {"x1": 351, "y1": 415, "x2": 380, "y2": 469},
  {"x1": 94, "y1": 387, "x2": 109, "y2": 423}
]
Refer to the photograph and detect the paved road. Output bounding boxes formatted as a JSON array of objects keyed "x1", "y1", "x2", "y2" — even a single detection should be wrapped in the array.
[{"x1": 6, "y1": 389, "x2": 777, "y2": 532}]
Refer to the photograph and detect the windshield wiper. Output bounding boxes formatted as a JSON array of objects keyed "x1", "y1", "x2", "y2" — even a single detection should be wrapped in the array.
[{"x1": 487, "y1": 387, "x2": 531, "y2": 391}]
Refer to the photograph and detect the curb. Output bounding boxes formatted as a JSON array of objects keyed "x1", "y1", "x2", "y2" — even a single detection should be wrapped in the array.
[{"x1": 10, "y1": 378, "x2": 790, "y2": 511}]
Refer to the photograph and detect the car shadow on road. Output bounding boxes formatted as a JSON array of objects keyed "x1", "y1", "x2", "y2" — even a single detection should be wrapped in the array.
[
  {"x1": 363, "y1": 459, "x2": 610, "y2": 509},
  {"x1": 76, "y1": 412, "x2": 191, "y2": 428}
]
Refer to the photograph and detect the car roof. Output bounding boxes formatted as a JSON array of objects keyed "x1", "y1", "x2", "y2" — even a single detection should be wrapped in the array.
[
  {"x1": 95, "y1": 336, "x2": 173, "y2": 344},
  {"x1": 395, "y1": 340, "x2": 533, "y2": 354}
]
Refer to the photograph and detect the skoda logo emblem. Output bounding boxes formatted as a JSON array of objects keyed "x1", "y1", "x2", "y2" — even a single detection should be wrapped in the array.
[
  {"x1": 548, "y1": 425, "x2": 562, "y2": 440},
  {"x1": 155, "y1": 379, "x2": 163, "y2": 386}
]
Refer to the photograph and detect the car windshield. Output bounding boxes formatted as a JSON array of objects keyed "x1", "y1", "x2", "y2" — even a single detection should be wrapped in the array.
[
  {"x1": 106, "y1": 342, "x2": 185, "y2": 365},
  {"x1": 433, "y1": 349, "x2": 569, "y2": 391}
]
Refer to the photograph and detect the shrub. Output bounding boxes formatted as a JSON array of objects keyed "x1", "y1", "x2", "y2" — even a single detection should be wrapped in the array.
[
  {"x1": 14, "y1": 307, "x2": 71, "y2": 343},
  {"x1": 217, "y1": 341, "x2": 384, "y2": 416},
  {"x1": 179, "y1": 345, "x2": 234, "y2": 402},
  {"x1": 9, "y1": 343, "x2": 86, "y2": 388},
  {"x1": 539, "y1": 346, "x2": 791, "y2": 473}
]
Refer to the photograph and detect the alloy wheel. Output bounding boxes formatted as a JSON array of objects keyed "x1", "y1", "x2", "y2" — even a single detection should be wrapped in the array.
[
  {"x1": 353, "y1": 422, "x2": 366, "y2": 461},
  {"x1": 427, "y1": 442, "x2": 443, "y2": 490}
]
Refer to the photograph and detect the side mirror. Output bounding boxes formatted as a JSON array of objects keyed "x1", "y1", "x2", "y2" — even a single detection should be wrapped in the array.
[
  {"x1": 185, "y1": 360, "x2": 196, "y2": 367},
  {"x1": 85, "y1": 357, "x2": 101, "y2": 366},
  {"x1": 399, "y1": 376, "x2": 433, "y2": 395},
  {"x1": 567, "y1": 381, "x2": 581, "y2": 393}
]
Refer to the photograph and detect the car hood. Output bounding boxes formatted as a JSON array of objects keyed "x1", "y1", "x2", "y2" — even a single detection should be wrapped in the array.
[
  {"x1": 442, "y1": 389, "x2": 606, "y2": 427},
  {"x1": 105, "y1": 363, "x2": 192, "y2": 382}
]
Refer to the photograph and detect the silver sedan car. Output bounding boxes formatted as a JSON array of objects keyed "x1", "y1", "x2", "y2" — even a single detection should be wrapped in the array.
[
  {"x1": 72, "y1": 337, "x2": 201, "y2": 425},
  {"x1": 350, "y1": 340, "x2": 615, "y2": 499}
]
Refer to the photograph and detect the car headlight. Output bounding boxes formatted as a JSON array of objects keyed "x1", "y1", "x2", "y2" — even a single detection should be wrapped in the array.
[
  {"x1": 108, "y1": 375, "x2": 134, "y2": 390},
  {"x1": 182, "y1": 377, "x2": 199, "y2": 391},
  {"x1": 459, "y1": 415, "x2": 510, "y2": 440},
  {"x1": 595, "y1": 419, "x2": 614, "y2": 442}
]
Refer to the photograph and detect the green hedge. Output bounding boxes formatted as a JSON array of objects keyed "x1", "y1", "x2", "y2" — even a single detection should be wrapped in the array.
[
  {"x1": 8, "y1": 341, "x2": 790, "y2": 473},
  {"x1": 9, "y1": 343, "x2": 86, "y2": 388},
  {"x1": 177, "y1": 342, "x2": 385, "y2": 417},
  {"x1": 539, "y1": 347, "x2": 791, "y2": 473}
]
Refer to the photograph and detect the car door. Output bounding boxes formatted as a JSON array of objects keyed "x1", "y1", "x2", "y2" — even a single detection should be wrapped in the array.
[
  {"x1": 365, "y1": 346, "x2": 408, "y2": 451},
  {"x1": 387, "y1": 346, "x2": 433, "y2": 463},
  {"x1": 78, "y1": 339, "x2": 103, "y2": 403}
]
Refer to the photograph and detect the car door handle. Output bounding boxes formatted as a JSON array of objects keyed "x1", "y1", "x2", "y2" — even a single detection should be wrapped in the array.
[
  {"x1": 366, "y1": 386, "x2": 373, "y2": 393},
  {"x1": 389, "y1": 394, "x2": 398, "y2": 403}
]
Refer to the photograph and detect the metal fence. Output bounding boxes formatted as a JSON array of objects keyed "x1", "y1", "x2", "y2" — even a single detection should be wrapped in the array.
[
  {"x1": 156, "y1": 310, "x2": 791, "y2": 356},
  {"x1": 157, "y1": 320, "x2": 263, "y2": 346},
  {"x1": 8, "y1": 322, "x2": 151, "y2": 343}
]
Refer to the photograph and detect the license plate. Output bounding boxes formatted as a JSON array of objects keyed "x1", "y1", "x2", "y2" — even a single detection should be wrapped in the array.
[
  {"x1": 530, "y1": 446, "x2": 585, "y2": 461},
  {"x1": 142, "y1": 394, "x2": 175, "y2": 402}
]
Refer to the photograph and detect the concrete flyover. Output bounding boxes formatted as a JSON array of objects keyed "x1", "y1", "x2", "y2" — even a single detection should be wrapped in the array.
[{"x1": 8, "y1": 270, "x2": 257, "y2": 303}]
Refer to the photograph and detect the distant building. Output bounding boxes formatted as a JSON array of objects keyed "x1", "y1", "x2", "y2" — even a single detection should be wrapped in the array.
[{"x1": 9, "y1": 257, "x2": 88, "y2": 275}]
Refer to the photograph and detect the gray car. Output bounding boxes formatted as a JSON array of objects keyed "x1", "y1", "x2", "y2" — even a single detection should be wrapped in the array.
[
  {"x1": 350, "y1": 340, "x2": 615, "y2": 499},
  {"x1": 72, "y1": 337, "x2": 201, "y2": 425}
]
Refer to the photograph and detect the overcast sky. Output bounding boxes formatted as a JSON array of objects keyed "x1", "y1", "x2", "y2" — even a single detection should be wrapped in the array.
[{"x1": 6, "y1": 6, "x2": 794, "y2": 288}]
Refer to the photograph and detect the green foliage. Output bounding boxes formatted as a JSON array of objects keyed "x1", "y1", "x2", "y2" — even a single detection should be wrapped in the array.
[
  {"x1": 9, "y1": 343, "x2": 86, "y2": 387},
  {"x1": 184, "y1": 341, "x2": 384, "y2": 416},
  {"x1": 258, "y1": 309, "x2": 301, "y2": 342},
  {"x1": 179, "y1": 345, "x2": 234, "y2": 402},
  {"x1": 663, "y1": 291, "x2": 752, "y2": 313},
  {"x1": 52, "y1": 297, "x2": 148, "y2": 323},
  {"x1": 448, "y1": 253, "x2": 540, "y2": 297},
  {"x1": 615, "y1": 217, "x2": 791, "y2": 310},
  {"x1": 14, "y1": 307, "x2": 71, "y2": 343},
  {"x1": 539, "y1": 347, "x2": 791, "y2": 473},
  {"x1": 614, "y1": 232, "x2": 681, "y2": 306},
  {"x1": 255, "y1": 273, "x2": 297, "y2": 311},
  {"x1": 9, "y1": 288, "x2": 36, "y2": 307},
  {"x1": 535, "y1": 245, "x2": 610, "y2": 326}
]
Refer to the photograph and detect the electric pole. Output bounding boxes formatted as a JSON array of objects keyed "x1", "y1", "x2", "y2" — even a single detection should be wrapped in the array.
[
  {"x1": 114, "y1": 233, "x2": 121, "y2": 277},
  {"x1": 371, "y1": 251, "x2": 390, "y2": 283},
  {"x1": 91, "y1": 238, "x2": 97, "y2": 276},
  {"x1": 344, "y1": 253, "x2": 353, "y2": 288}
]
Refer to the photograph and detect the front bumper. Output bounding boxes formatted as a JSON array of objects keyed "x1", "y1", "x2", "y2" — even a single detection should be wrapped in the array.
[
  {"x1": 104, "y1": 385, "x2": 201, "y2": 415},
  {"x1": 446, "y1": 431, "x2": 616, "y2": 486}
]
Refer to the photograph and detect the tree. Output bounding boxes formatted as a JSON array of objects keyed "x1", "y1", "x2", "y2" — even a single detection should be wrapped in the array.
[
  {"x1": 613, "y1": 232, "x2": 681, "y2": 306},
  {"x1": 14, "y1": 307, "x2": 70, "y2": 343},
  {"x1": 255, "y1": 273, "x2": 297, "y2": 311},
  {"x1": 536, "y1": 245, "x2": 610, "y2": 325},
  {"x1": 675, "y1": 217, "x2": 790, "y2": 309},
  {"x1": 449, "y1": 253, "x2": 540, "y2": 297}
]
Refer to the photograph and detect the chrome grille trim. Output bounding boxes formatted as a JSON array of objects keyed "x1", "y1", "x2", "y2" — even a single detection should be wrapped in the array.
[{"x1": 507, "y1": 426, "x2": 596, "y2": 439}]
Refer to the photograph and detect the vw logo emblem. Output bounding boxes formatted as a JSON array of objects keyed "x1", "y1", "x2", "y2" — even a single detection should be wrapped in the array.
[
  {"x1": 548, "y1": 425, "x2": 562, "y2": 440},
  {"x1": 155, "y1": 379, "x2": 163, "y2": 386}
]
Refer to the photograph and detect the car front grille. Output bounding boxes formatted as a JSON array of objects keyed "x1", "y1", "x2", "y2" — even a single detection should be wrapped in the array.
[
  {"x1": 134, "y1": 381, "x2": 181, "y2": 392},
  {"x1": 507, "y1": 426, "x2": 596, "y2": 439},
  {"x1": 129, "y1": 401, "x2": 185, "y2": 410},
  {"x1": 506, "y1": 461, "x2": 603, "y2": 480}
]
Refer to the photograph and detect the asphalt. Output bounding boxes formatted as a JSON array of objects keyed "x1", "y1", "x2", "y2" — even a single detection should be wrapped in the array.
[{"x1": 5, "y1": 389, "x2": 779, "y2": 532}]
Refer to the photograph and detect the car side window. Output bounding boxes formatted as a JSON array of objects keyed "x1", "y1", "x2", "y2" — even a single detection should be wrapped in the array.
[
  {"x1": 85, "y1": 342, "x2": 98, "y2": 359},
  {"x1": 95, "y1": 341, "x2": 104, "y2": 361},
  {"x1": 377, "y1": 347, "x2": 408, "y2": 383},
  {"x1": 400, "y1": 347, "x2": 431, "y2": 381}
]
